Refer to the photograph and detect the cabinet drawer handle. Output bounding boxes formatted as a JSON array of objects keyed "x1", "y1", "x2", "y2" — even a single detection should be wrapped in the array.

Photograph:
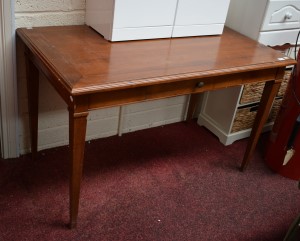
[
  {"x1": 285, "y1": 12, "x2": 293, "y2": 20},
  {"x1": 196, "y1": 82, "x2": 205, "y2": 88}
]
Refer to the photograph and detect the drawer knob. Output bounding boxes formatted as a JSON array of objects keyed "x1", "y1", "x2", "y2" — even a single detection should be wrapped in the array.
[
  {"x1": 285, "y1": 12, "x2": 293, "y2": 19},
  {"x1": 196, "y1": 82, "x2": 205, "y2": 88}
]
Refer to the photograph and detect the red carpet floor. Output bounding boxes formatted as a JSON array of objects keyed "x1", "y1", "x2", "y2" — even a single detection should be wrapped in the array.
[{"x1": 0, "y1": 121, "x2": 299, "y2": 241}]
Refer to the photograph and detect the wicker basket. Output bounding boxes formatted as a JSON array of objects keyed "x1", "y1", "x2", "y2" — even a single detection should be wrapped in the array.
[
  {"x1": 239, "y1": 70, "x2": 291, "y2": 104},
  {"x1": 277, "y1": 69, "x2": 292, "y2": 97},
  {"x1": 239, "y1": 82, "x2": 264, "y2": 104},
  {"x1": 231, "y1": 98, "x2": 282, "y2": 133}
]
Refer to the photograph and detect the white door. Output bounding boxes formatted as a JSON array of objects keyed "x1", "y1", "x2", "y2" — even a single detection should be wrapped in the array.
[
  {"x1": 174, "y1": 0, "x2": 231, "y2": 25},
  {"x1": 0, "y1": 0, "x2": 19, "y2": 158},
  {"x1": 172, "y1": 0, "x2": 231, "y2": 37},
  {"x1": 113, "y1": 0, "x2": 178, "y2": 28}
]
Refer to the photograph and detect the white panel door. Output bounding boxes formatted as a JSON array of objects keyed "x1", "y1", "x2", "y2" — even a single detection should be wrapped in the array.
[
  {"x1": 113, "y1": 0, "x2": 178, "y2": 28},
  {"x1": 0, "y1": 0, "x2": 19, "y2": 158},
  {"x1": 175, "y1": 0, "x2": 231, "y2": 25}
]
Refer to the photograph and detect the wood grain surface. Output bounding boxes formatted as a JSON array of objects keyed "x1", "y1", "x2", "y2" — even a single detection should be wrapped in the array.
[{"x1": 17, "y1": 25, "x2": 295, "y2": 96}]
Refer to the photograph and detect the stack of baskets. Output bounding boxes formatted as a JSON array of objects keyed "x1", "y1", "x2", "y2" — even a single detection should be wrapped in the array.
[{"x1": 231, "y1": 69, "x2": 292, "y2": 133}]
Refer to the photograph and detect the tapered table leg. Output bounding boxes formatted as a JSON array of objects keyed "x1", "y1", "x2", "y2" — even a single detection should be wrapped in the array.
[
  {"x1": 68, "y1": 107, "x2": 88, "y2": 228},
  {"x1": 25, "y1": 55, "x2": 39, "y2": 161},
  {"x1": 240, "y1": 76, "x2": 283, "y2": 171}
]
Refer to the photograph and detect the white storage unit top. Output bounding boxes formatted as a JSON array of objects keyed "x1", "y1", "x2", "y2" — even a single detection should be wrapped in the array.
[
  {"x1": 225, "y1": 0, "x2": 300, "y2": 46},
  {"x1": 86, "y1": 0, "x2": 231, "y2": 41}
]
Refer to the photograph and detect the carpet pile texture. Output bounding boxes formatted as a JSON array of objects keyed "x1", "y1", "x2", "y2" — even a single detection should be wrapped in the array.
[{"x1": 0, "y1": 121, "x2": 299, "y2": 241}]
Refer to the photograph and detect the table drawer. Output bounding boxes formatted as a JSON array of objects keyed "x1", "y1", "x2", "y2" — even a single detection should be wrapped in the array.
[
  {"x1": 261, "y1": 0, "x2": 300, "y2": 31},
  {"x1": 88, "y1": 68, "x2": 278, "y2": 109},
  {"x1": 88, "y1": 79, "x2": 211, "y2": 109}
]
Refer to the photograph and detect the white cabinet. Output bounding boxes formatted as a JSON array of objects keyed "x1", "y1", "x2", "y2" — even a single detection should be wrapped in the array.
[
  {"x1": 197, "y1": 0, "x2": 300, "y2": 145},
  {"x1": 260, "y1": 0, "x2": 300, "y2": 32},
  {"x1": 197, "y1": 76, "x2": 290, "y2": 145},
  {"x1": 86, "y1": 0, "x2": 178, "y2": 41},
  {"x1": 113, "y1": 0, "x2": 177, "y2": 29},
  {"x1": 86, "y1": 0, "x2": 231, "y2": 41},
  {"x1": 172, "y1": 0, "x2": 231, "y2": 37},
  {"x1": 226, "y1": 0, "x2": 300, "y2": 46}
]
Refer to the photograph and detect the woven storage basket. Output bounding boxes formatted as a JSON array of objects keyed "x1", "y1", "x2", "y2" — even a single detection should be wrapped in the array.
[
  {"x1": 239, "y1": 70, "x2": 291, "y2": 104},
  {"x1": 231, "y1": 98, "x2": 282, "y2": 133},
  {"x1": 277, "y1": 69, "x2": 291, "y2": 97},
  {"x1": 239, "y1": 82, "x2": 264, "y2": 104}
]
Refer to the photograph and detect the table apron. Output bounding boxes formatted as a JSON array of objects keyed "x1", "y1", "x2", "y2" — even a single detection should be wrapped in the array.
[{"x1": 87, "y1": 68, "x2": 280, "y2": 110}]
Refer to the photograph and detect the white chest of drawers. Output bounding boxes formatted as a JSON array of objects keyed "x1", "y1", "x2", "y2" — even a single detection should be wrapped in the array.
[
  {"x1": 226, "y1": 0, "x2": 300, "y2": 46},
  {"x1": 197, "y1": 0, "x2": 300, "y2": 145},
  {"x1": 86, "y1": 0, "x2": 231, "y2": 41}
]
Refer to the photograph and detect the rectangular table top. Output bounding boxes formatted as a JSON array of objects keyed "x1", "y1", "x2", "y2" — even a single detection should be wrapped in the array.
[{"x1": 16, "y1": 25, "x2": 295, "y2": 96}]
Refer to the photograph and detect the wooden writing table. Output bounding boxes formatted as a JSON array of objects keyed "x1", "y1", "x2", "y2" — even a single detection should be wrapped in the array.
[{"x1": 16, "y1": 25, "x2": 296, "y2": 228}]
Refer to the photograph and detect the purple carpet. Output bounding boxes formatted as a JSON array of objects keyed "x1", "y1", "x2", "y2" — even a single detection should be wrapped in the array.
[{"x1": 0, "y1": 121, "x2": 299, "y2": 241}]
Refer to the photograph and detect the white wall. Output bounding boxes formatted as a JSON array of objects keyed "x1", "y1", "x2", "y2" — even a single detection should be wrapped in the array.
[{"x1": 15, "y1": 0, "x2": 189, "y2": 154}]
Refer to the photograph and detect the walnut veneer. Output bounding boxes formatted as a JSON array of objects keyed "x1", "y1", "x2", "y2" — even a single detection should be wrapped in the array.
[{"x1": 16, "y1": 25, "x2": 296, "y2": 228}]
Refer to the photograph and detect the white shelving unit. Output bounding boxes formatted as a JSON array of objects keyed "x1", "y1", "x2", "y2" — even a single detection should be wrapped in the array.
[{"x1": 198, "y1": 0, "x2": 300, "y2": 145}]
